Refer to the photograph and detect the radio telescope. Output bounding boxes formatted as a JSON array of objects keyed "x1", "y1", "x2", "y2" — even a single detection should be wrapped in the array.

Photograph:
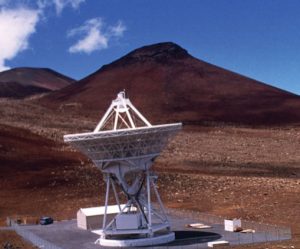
[{"x1": 64, "y1": 91, "x2": 182, "y2": 247}]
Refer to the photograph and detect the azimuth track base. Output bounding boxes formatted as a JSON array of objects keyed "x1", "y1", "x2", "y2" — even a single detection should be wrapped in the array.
[{"x1": 96, "y1": 232, "x2": 175, "y2": 247}]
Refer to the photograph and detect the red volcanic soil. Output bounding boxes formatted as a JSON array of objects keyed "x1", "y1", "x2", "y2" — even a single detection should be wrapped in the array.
[
  {"x1": 0, "y1": 122, "x2": 103, "y2": 247},
  {"x1": 0, "y1": 123, "x2": 83, "y2": 185},
  {"x1": 0, "y1": 99, "x2": 299, "y2": 248},
  {"x1": 0, "y1": 121, "x2": 103, "y2": 225},
  {"x1": 41, "y1": 42, "x2": 300, "y2": 126},
  {"x1": 0, "y1": 230, "x2": 36, "y2": 249},
  {"x1": 0, "y1": 82, "x2": 50, "y2": 99},
  {"x1": 0, "y1": 67, "x2": 74, "y2": 98}
]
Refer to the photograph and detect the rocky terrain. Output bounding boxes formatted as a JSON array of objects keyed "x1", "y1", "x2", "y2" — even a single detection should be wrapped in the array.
[
  {"x1": 0, "y1": 98, "x2": 299, "y2": 249},
  {"x1": 0, "y1": 230, "x2": 37, "y2": 249}
]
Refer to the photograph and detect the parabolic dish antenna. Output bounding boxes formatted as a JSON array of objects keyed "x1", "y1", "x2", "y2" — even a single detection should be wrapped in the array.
[{"x1": 64, "y1": 91, "x2": 182, "y2": 247}]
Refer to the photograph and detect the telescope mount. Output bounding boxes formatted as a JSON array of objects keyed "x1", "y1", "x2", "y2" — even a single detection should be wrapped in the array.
[{"x1": 64, "y1": 91, "x2": 182, "y2": 247}]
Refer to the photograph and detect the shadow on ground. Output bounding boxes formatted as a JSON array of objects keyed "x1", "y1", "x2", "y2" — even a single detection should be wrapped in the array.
[{"x1": 156, "y1": 230, "x2": 221, "y2": 247}]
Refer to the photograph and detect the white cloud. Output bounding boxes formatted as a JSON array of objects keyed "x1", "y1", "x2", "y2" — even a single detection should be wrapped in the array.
[
  {"x1": 46, "y1": 0, "x2": 86, "y2": 15},
  {"x1": 0, "y1": 8, "x2": 39, "y2": 71},
  {"x1": 109, "y1": 21, "x2": 126, "y2": 37},
  {"x1": 0, "y1": 0, "x2": 85, "y2": 14},
  {"x1": 0, "y1": 0, "x2": 86, "y2": 71},
  {"x1": 68, "y1": 18, "x2": 126, "y2": 54},
  {"x1": 38, "y1": 0, "x2": 85, "y2": 15}
]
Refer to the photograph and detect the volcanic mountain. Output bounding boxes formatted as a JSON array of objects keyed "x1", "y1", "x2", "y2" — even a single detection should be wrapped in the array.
[
  {"x1": 0, "y1": 67, "x2": 74, "y2": 98},
  {"x1": 42, "y1": 42, "x2": 300, "y2": 126}
]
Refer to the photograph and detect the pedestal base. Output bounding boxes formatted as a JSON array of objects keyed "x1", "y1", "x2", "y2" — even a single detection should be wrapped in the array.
[{"x1": 95, "y1": 232, "x2": 175, "y2": 247}]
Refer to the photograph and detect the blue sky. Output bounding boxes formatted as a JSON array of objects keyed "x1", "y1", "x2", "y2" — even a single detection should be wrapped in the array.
[{"x1": 0, "y1": 0, "x2": 300, "y2": 94}]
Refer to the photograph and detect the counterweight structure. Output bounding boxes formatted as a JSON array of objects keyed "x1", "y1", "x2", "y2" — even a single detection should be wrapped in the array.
[{"x1": 64, "y1": 91, "x2": 182, "y2": 247}]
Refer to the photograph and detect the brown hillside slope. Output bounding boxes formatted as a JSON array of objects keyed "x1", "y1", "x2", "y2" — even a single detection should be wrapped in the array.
[
  {"x1": 0, "y1": 67, "x2": 74, "y2": 98},
  {"x1": 0, "y1": 124, "x2": 82, "y2": 177},
  {"x1": 0, "y1": 123, "x2": 101, "y2": 222},
  {"x1": 41, "y1": 42, "x2": 300, "y2": 126},
  {"x1": 0, "y1": 82, "x2": 50, "y2": 98}
]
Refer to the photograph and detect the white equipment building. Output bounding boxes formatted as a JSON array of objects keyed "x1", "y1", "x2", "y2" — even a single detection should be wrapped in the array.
[
  {"x1": 77, "y1": 205, "x2": 126, "y2": 230},
  {"x1": 64, "y1": 91, "x2": 182, "y2": 247}
]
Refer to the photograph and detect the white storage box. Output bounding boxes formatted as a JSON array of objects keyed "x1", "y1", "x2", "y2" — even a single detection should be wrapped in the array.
[
  {"x1": 116, "y1": 214, "x2": 142, "y2": 230},
  {"x1": 224, "y1": 218, "x2": 241, "y2": 232},
  {"x1": 208, "y1": 240, "x2": 229, "y2": 247}
]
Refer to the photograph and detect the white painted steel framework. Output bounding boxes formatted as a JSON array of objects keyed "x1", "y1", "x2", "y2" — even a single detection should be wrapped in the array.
[{"x1": 64, "y1": 91, "x2": 182, "y2": 247}]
